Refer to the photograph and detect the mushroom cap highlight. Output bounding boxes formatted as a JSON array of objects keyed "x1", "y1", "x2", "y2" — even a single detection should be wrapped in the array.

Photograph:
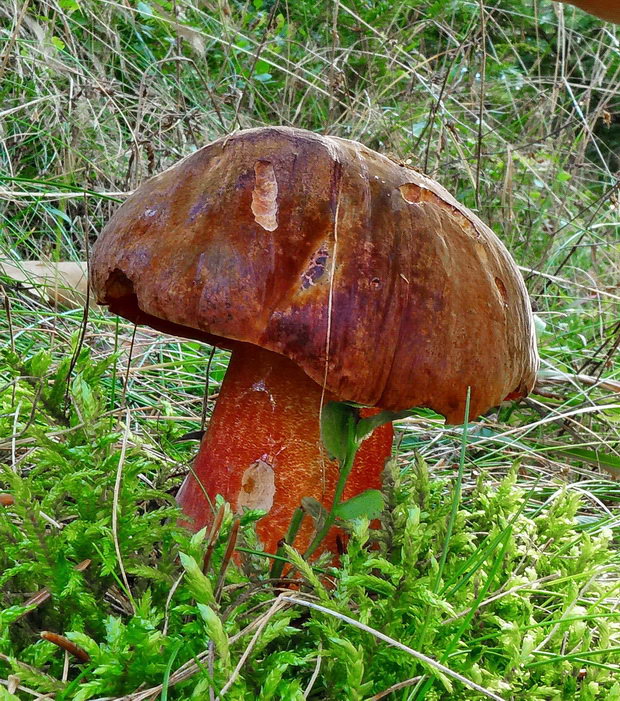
[{"x1": 90, "y1": 126, "x2": 538, "y2": 423}]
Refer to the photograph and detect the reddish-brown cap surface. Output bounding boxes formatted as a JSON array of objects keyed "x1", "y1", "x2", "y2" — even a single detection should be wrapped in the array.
[
  {"x1": 554, "y1": 0, "x2": 620, "y2": 22},
  {"x1": 90, "y1": 126, "x2": 538, "y2": 423}
]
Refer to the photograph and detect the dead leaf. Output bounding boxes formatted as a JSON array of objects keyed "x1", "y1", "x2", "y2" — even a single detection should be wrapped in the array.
[{"x1": 0, "y1": 260, "x2": 95, "y2": 309}]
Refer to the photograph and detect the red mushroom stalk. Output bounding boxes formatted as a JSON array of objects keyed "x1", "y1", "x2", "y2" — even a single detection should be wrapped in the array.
[
  {"x1": 90, "y1": 127, "x2": 538, "y2": 557},
  {"x1": 176, "y1": 342, "x2": 392, "y2": 554}
]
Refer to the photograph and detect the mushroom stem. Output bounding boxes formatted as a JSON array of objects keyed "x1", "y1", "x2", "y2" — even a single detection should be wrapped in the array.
[{"x1": 176, "y1": 343, "x2": 393, "y2": 555}]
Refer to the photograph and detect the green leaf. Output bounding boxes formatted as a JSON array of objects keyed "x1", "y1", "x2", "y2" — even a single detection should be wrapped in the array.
[
  {"x1": 282, "y1": 544, "x2": 329, "y2": 601},
  {"x1": 64, "y1": 631, "x2": 101, "y2": 658},
  {"x1": 0, "y1": 604, "x2": 36, "y2": 625},
  {"x1": 556, "y1": 447, "x2": 620, "y2": 477},
  {"x1": 161, "y1": 641, "x2": 182, "y2": 701},
  {"x1": 58, "y1": 0, "x2": 79, "y2": 11},
  {"x1": 301, "y1": 496, "x2": 328, "y2": 530},
  {"x1": 533, "y1": 314, "x2": 547, "y2": 336},
  {"x1": 71, "y1": 375, "x2": 98, "y2": 423},
  {"x1": 333, "y1": 489, "x2": 384, "y2": 521},
  {"x1": 137, "y1": 1, "x2": 154, "y2": 17},
  {"x1": 179, "y1": 552, "x2": 214, "y2": 605},
  {"x1": 355, "y1": 409, "x2": 413, "y2": 443},
  {"x1": 51, "y1": 36, "x2": 65, "y2": 51},
  {"x1": 198, "y1": 604, "x2": 230, "y2": 670},
  {"x1": 320, "y1": 401, "x2": 358, "y2": 462},
  {"x1": 27, "y1": 350, "x2": 52, "y2": 378}
]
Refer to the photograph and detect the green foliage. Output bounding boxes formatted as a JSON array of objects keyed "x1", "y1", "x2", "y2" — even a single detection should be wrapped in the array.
[
  {"x1": 320, "y1": 401, "x2": 358, "y2": 463},
  {"x1": 333, "y1": 489, "x2": 384, "y2": 521},
  {"x1": 0, "y1": 344, "x2": 618, "y2": 699}
]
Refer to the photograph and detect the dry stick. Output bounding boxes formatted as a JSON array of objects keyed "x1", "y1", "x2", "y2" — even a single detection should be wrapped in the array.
[
  {"x1": 536, "y1": 370, "x2": 620, "y2": 395},
  {"x1": 2, "y1": 290, "x2": 15, "y2": 353},
  {"x1": 279, "y1": 596, "x2": 505, "y2": 701},
  {"x1": 203, "y1": 504, "x2": 226, "y2": 573},
  {"x1": 3, "y1": 290, "x2": 17, "y2": 410},
  {"x1": 525, "y1": 181, "x2": 620, "y2": 287},
  {"x1": 120, "y1": 324, "x2": 138, "y2": 407},
  {"x1": 0, "y1": 400, "x2": 203, "y2": 452},
  {"x1": 214, "y1": 517, "x2": 240, "y2": 601},
  {"x1": 0, "y1": 0, "x2": 31, "y2": 83},
  {"x1": 11, "y1": 399, "x2": 22, "y2": 472},
  {"x1": 214, "y1": 595, "x2": 289, "y2": 700},
  {"x1": 302, "y1": 645, "x2": 322, "y2": 699},
  {"x1": 591, "y1": 322, "x2": 620, "y2": 382},
  {"x1": 162, "y1": 573, "x2": 184, "y2": 638},
  {"x1": 442, "y1": 574, "x2": 561, "y2": 626},
  {"x1": 0, "y1": 677, "x2": 51, "y2": 699},
  {"x1": 232, "y1": 0, "x2": 280, "y2": 128},
  {"x1": 317, "y1": 162, "x2": 343, "y2": 499},
  {"x1": 326, "y1": 0, "x2": 341, "y2": 130},
  {"x1": 112, "y1": 410, "x2": 135, "y2": 613},
  {"x1": 575, "y1": 320, "x2": 620, "y2": 376},
  {"x1": 336, "y1": 0, "x2": 490, "y2": 131},
  {"x1": 0, "y1": 188, "x2": 126, "y2": 199},
  {"x1": 114, "y1": 597, "x2": 287, "y2": 700},
  {"x1": 474, "y1": 0, "x2": 487, "y2": 211},
  {"x1": 11, "y1": 382, "x2": 42, "y2": 445},
  {"x1": 40, "y1": 632, "x2": 90, "y2": 664},
  {"x1": 62, "y1": 650, "x2": 70, "y2": 683},
  {"x1": 16, "y1": 560, "x2": 91, "y2": 621},
  {"x1": 0, "y1": 95, "x2": 56, "y2": 120},
  {"x1": 172, "y1": 0, "x2": 183, "y2": 114},
  {"x1": 63, "y1": 217, "x2": 92, "y2": 411},
  {"x1": 550, "y1": 183, "x2": 620, "y2": 280},
  {"x1": 458, "y1": 403, "x2": 620, "y2": 451},
  {"x1": 200, "y1": 345, "x2": 217, "y2": 433},
  {"x1": 7, "y1": 676, "x2": 19, "y2": 695},
  {"x1": 533, "y1": 573, "x2": 602, "y2": 656},
  {"x1": 367, "y1": 676, "x2": 423, "y2": 701},
  {"x1": 113, "y1": 0, "x2": 344, "y2": 109},
  {"x1": 517, "y1": 265, "x2": 620, "y2": 303},
  {"x1": 420, "y1": 40, "x2": 469, "y2": 173}
]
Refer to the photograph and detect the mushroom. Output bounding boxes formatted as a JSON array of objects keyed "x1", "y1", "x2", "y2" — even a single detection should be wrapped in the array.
[
  {"x1": 553, "y1": 0, "x2": 620, "y2": 22},
  {"x1": 90, "y1": 127, "x2": 538, "y2": 555}
]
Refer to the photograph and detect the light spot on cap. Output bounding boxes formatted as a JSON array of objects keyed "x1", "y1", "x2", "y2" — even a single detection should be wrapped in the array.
[
  {"x1": 237, "y1": 459, "x2": 276, "y2": 513},
  {"x1": 251, "y1": 161, "x2": 278, "y2": 231},
  {"x1": 495, "y1": 277, "x2": 509, "y2": 307},
  {"x1": 398, "y1": 182, "x2": 424, "y2": 203}
]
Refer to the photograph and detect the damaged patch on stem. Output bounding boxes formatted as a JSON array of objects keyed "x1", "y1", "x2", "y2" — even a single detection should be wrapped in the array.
[{"x1": 237, "y1": 458, "x2": 276, "y2": 513}]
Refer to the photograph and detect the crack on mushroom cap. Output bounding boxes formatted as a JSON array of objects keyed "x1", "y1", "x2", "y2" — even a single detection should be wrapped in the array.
[
  {"x1": 103, "y1": 268, "x2": 135, "y2": 301},
  {"x1": 301, "y1": 243, "x2": 329, "y2": 290},
  {"x1": 251, "y1": 160, "x2": 278, "y2": 232}
]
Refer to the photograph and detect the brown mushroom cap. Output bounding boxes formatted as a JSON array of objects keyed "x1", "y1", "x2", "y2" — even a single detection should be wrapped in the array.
[
  {"x1": 554, "y1": 0, "x2": 620, "y2": 23},
  {"x1": 91, "y1": 126, "x2": 538, "y2": 423}
]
